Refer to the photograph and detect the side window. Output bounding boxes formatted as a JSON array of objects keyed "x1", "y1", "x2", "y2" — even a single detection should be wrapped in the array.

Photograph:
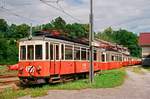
[
  {"x1": 122, "y1": 57, "x2": 124, "y2": 61},
  {"x1": 55, "y1": 45, "x2": 59, "y2": 60},
  {"x1": 94, "y1": 50, "x2": 97, "y2": 61},
  {"x1": 117, "y1": 55, "x2": 119, "y2": 61},
  {"x1": 65, "y1": 45, "x2": 73, "y2": 60},
  {"x1": 106, "y1": 53, "x2": 109, "y2": 62},
  {"x1": 35, "y1": 45, "x2": 42, "y2": 60},
  {"x1": 86, "y1": 49, "x2": 89, "y2": 60},
  {"x1": 50, "y1": 44, "x2": 54, "y2": 60},
  {"x1": 20, "y1": 46, "x2": 26, "y2": 60},
  {"x1": 74, "y1": 47, "x2": 80, "y2": 60},
  {"x1": 101, "y1": 54, "x2": 105, "y2": 62},
  {"x1": 111, "y1": 55, "x2": 115, "y2": 61},
  {"x1": 61, "y1": 44, "x2": 64, "y2": 60},
  {"x1": 119, "y1": 56, "x2": 122, "y2": 61},
  {"x1": 81, "y1": 48, "x2": 86, "y2": 60},
  {"x1": 46, "y1": 42, "x2": 49, "y2": 59},
  {"x1": 120, "y1": 56, "x2": 123, "y2": 61},
  {"x1": 27, "y1": 45, "x2": 34, "y2": 60}
]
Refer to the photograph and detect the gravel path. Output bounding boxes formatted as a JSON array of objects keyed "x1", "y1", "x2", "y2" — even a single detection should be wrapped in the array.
[{"x1": 20, "y1": 67, "x2": 150, "y2": 99}]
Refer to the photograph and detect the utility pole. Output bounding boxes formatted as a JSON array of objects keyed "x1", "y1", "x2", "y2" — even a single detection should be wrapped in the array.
[
  {"x1": 89, "y1": 0, "x2": 94, "y2": 83},
  {"x1": 29, "y1": 23, "x2": 32, "y2": 40}
]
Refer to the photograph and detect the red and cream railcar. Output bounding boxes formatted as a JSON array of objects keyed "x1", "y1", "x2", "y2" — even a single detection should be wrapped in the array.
[
  {"x1": 18, "y1": 35, "x2": 139, "y2": 84},
  {"x1": 18, "y1": 36, "x2": 92, "y2": 83}
]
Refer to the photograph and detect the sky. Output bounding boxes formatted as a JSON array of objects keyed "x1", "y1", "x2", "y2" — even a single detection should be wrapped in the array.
[{"x1": 1, "y1": 0, "x2": 150, "y2": 34}]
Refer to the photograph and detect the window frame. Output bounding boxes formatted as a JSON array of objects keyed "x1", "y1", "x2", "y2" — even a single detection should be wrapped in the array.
[
  {"x1": 35, "y1": 44, "x2": 43, "y2": 60},
  {"x1": 65, "y1": 44, "x2": 73, "y2": 60},
  {"x1": 94, "y1": 49, "x2": 98, "y2": 61},
  {"x1": 86, "y1": 48, "x2": 89, "y2": 61},
  {"x1": 61, "y1": 44, "x2": 65, "y2": 60},
  {"x1": 55, "y1": 44, "x2": 60, "y2": 60},
  {"x1": 50, "y1": 43, "x2": 54, "y2": 60},
  {"x1": 45, "y1": 42, "x2": 49, "y2": 60},
  {"x1": 111, "y1": 54, "x2": 115, "y2": 61},
  {"x1": 81, "y1": 47, "x2": 87, "y2": 60},
  {"x1": 74, "y1": 46, "x2": 81, "y2": 61},
  {"x1": 27, "y1": 45, "x2": 34, "y2": 60},
  {"x1": 20, "y1": 45, "x2": 26, "y2": 60}
]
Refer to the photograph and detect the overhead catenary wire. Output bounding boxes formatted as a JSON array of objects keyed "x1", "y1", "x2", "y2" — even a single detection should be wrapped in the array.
[
  {"x1": 0, "y1": 6, "x2": 39, "y2": 23},
  {"x1": 40, "y1": 0, "x2": 81, "y2": 22},
  {"x1": 41, "y1": 0, "x2": 62, "y2": 3},
  {"x1": 0, "y1": 0, "x2": 46, "y2": 24},
  {"x1": 0, "y1": 0, "x2": 5, "y2": 8},
  {"x1": 0, "y1": 0, "x2": 81, "y2": 26}
]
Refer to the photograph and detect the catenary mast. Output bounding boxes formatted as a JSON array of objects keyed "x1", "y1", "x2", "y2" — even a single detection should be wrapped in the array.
[{"x1": 89, "y1": 0, "x2": 94, "y2": 83}]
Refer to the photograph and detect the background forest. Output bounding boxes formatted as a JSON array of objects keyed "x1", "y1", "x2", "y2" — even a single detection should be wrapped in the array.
[{"x1": 0, "y1": 17, "x2": 141, "y2": 65}]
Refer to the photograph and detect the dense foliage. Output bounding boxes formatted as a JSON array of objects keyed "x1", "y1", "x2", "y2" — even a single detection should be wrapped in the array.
[
  {"x1": 41, "y1": 17, "x2": 89, "y2": 39},
  {"x1": 96, "y1": 27, "x2": 141, "y2": 57},
  {"x1": 0, "y1": 17, "x2": 141, "y2": 64},
  {"x1": 0, "y1": 19, "x2": 30, "y2": 64}
]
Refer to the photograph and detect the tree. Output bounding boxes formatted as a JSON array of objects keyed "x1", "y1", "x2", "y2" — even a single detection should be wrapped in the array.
[
  {"x1": 51, "y1": 17, "x2": 66, "y2": 30},
  {"x1": 11, "y1": 24, "x2": 30, "y2": 39},
  {"x1": 0, "y1": 19, "x2": 30, "y2": 64},
  {"x1": 66, "y1": 23, "x2": 87, "y2": 39},
  {"x1": 34, "y1": 17, "x2": 89, "y2": 39},
  {"x1": 0, "y1": 19, "x2": 9, "y2": 37},
  {"x1": 96, "y1": 27, "x2": 141, "y2": 57},
  {"x1": 103, "y1": 27, "x2": 113, "y2": 36},
  {"x1": 96, "y1": 27, "x2": 115, "y2": 42},
  {"x1": 42, "y1": 23, "x2": 53, "y2": 30},
  {"x1": 0, "y1": 38, "x2": 18, "y2": 64},
  {"x1": 7, "y1": 24, "x2": 17, "y2": 38},
  {"x1": 0, "y1": 19, "x2": 8, "y2": 32},
  {"x1": 81, "y1": 24, "x2": 89, "y2": 37}
]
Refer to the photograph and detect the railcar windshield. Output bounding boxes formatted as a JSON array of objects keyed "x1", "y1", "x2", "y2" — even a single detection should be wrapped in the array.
[
  {"x1": 27, "y1": 45, "x2": 34, "y2": 60},
  {"x1": 35, "y1": 45, "x2": 42, "y2": 59},
  {"x1": 20, "y1": 46, "x2": 26, "y2": 60},
  {"x1": 20, "y1": 44, "x2": 43, "y2": 60}
]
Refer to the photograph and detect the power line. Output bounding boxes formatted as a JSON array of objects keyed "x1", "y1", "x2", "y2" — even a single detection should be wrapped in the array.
[
  {"x1": 40, "y1": 0, "x2": 81, "y2": 22},
  {"x1": 0, "y1": 0, "x2": 43, "y2": 24},
  {"x1": 0, "y1": 0, "x2": 5, "y2": 8},
  {"x1": 8, "y1": 3, "x2": 33, "y2": 6},
  {"x1": 0, "y1": 1, "x2": 53, "y2": 25},
  {"x1": 0, "y1": 6, "x2": 39, "y2": 23},
  {"x1": 41, "y1": 0, "x2": 64, "y2": 3}
]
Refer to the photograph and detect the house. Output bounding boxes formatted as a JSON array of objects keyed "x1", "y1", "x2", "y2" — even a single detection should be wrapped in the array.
[{"x1": 139, "y1": 33, "x2": 150, "y2": 66}]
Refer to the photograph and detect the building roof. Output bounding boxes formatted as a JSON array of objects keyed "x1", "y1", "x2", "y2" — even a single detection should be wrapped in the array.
[{"x1": 139, "y1": 33, "x2": 150, "y2": 46}]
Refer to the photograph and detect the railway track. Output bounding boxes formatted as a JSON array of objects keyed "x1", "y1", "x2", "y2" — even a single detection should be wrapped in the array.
[
  {"x1": 0, "y1": 75, "x2": 19, "y2": 86},
  {"x1": 0, "y1": 75, "x2": 17, "y2": 78},
  {"x1": 0, "y1": 75, "x2": 19, "y2": 92}
]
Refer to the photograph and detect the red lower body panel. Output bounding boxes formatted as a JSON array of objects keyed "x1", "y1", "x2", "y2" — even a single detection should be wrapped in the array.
[{"x1": 18, "y1": 60, "x2": 141, "y2": 78}]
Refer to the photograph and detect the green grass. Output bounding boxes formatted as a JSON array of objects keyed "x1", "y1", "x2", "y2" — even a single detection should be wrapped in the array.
[
  {"x1": 93, "y1": 69, "x2": 126, "y2": 88},
  {"x1": 0, "y1": 68, "x2": 126, "y2": 99},
  {"x1": 142, "y1": 66, "x2": 150, "y2": 72},
  {"x1": 0, "y1": 88, "x2": 28, "y2": 99},
  {"x1": 132, "y1": 67, "x2": 145, "y2": 74},
  {"x1": 0, "y1": 65, "x2": 17, "y2": 76}
]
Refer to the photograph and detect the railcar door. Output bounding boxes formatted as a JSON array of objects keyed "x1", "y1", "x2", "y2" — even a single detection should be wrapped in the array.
[{"x1": 50, "y1": 43, "x2": 60, "y2": 75}]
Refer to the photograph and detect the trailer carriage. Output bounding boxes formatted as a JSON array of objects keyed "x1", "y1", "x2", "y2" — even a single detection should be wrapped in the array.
[{"x1": 17, "y1": 32, "x2": 139, "y2": 84}]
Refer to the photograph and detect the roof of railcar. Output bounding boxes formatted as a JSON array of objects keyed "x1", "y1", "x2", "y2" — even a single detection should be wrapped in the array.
[
  {"x1": 19, "y1": 36, "x2": 89, "y2": 47},
  {"x1": 19, "y1": 31, "x2": 129, "y2": 52}
]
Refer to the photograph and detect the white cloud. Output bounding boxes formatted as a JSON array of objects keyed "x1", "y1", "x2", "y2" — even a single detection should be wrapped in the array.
[{"x1": 0, "y1": 0, "x2": 150, "y2": 34}]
